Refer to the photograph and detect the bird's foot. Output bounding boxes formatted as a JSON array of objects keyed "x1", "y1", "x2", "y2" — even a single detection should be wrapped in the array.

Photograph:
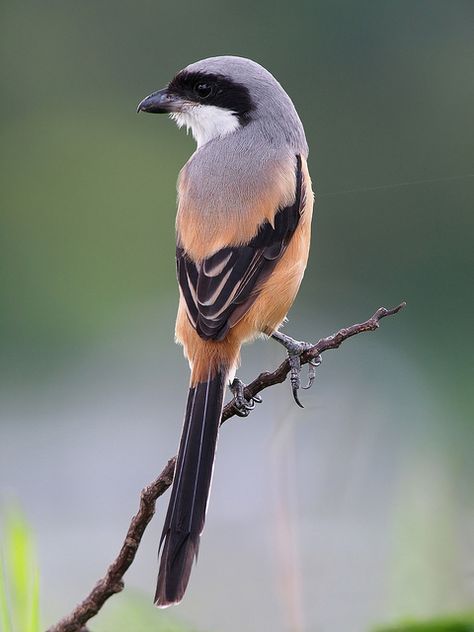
[
  {"x1": 271, "y1": 331, "x2": 322, "y2": 407},
  {"x1": 229, "y1": 378, "x2": 262, "y2": 417}
]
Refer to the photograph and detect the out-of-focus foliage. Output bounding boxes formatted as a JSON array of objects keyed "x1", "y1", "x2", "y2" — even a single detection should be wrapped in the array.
[
  {"x1": 94, "y1": 591, "x2": 198, "y2": 632},
  {"x1": 374, "y1": 613, "x2": 474, "y2": 632},
  {"x1": 1, "y1": 0, "x2": 473, "y2": 385},
  {"x1": 0, "y1": 509, "x2": 40, "y2": 632}
]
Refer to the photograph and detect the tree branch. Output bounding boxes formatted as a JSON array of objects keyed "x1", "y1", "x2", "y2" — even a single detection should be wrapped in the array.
[
  {"x1": 46, "y1": 302, "x2": 406, "y2": 632},
  {"x1": 46, "y1": 460, "x2": 176, "y2": 632}
]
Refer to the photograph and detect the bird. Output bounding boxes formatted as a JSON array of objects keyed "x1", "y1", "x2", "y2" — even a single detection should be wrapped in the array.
[{"x1": 137, "y1": 55, "x2": 315, "y2": 608}]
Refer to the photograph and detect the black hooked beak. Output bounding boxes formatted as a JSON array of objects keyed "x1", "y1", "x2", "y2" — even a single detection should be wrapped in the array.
[{"x1": 136, "y1": 88, "x2": 183, "y2": 114}]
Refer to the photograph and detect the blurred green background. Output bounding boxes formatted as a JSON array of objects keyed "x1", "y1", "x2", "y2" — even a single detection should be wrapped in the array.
[{"x1": 1, "y1": 1, "x2": 473, "y2": 631}]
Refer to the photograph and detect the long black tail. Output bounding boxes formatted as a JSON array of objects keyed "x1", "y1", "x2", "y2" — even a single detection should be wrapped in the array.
[{"x1": 154, "y1": 368, "x2": 227, "y2": 607}]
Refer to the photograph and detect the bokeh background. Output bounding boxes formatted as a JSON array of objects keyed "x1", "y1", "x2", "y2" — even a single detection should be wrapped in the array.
[{"x1": 1, "y1": 1, "x2": 473, "y2": 630}]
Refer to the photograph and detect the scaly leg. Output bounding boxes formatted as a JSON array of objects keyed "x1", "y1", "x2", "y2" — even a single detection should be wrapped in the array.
[{"x1": 271, "y1": 331, "x2": 322, "y2": 407}]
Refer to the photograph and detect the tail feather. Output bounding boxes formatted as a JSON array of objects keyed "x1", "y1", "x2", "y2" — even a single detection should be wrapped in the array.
[{"x1": 155, "y1": 368, "x2": 227, "y2": 607}]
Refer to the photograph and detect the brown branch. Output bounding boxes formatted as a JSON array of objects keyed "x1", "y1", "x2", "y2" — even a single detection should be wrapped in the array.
[
  {"x1": 221, "y1": 301, "x2": 406, "y2": 420},
  {"x1": 46, "y1": 459, "x2": 176, "y2": 632},
  {"x1": 46, "y1": 302, "x2": 406, "y2": 632}
]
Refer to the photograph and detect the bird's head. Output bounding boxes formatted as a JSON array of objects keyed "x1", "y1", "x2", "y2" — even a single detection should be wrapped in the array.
[{"x1": 137, "y1": 56, "x2": 305, "y2": 150}]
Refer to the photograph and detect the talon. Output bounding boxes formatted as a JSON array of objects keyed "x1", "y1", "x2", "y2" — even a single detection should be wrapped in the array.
[
  {"x1": 230, "y1": 378, "x2": 260, "y2": 417},
  {"x1": 234, "y1": 406, "x2": 250, "y2": 418},
  {"x1": 292, "y1": 386, "x2": 304, "y2": 408},
  {"x1": 289, "y1": 353, "x2": 304, "y2": 407},
  {"x1": 303, "y1": 355, "x2": 322, "y2": 390}
]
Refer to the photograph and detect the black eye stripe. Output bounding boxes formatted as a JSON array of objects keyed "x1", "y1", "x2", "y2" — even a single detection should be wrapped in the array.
[{"x1": 168, "y1": 71, "x2": 254, "y2": 124}]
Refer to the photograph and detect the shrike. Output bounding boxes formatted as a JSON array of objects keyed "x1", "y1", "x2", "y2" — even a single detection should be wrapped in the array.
[{"x1": 138, "y1": 55, "x2": 315, "y2": 607}]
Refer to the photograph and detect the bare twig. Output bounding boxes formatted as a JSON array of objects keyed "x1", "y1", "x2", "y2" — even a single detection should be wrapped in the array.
[
  {"x1": 221, "y1": 302, "x2": 406, "y2": 421},
  {"x1": 47, "y1": 302, "x2": 405, "y2": 632},
  {"x1": 46, "y1": 459, "x2": 176, "y2": 632}
]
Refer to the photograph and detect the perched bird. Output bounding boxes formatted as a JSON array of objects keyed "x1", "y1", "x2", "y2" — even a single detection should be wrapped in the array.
[{"x1": 137, "y1": 55, "x2": 315, "y2": 607}]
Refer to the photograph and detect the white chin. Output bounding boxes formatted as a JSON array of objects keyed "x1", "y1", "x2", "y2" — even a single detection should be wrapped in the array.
[{"x1": 170, "y1": 104, "x2": 241, "y2": 148}]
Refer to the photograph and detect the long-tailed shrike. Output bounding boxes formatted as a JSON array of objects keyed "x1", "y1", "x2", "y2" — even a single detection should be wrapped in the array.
[{"x1": 137, "y1": 56, "x2": 315, "y2": 607}]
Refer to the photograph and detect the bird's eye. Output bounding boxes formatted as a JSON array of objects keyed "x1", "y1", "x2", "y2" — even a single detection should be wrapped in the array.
[{"x1": 194, "y1": 82, "x2": 213, "y2": 99}]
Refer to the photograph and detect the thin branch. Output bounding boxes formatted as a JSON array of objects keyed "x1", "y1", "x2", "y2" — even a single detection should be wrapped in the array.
[
  {"x1": 222, "y1": 302, "x2": 406, "y2": 420},
  {"x1": 46, "y1": 459, "x2": 176, "y2": 632},
  {"x1": 47, "y1": 302, "x2": 406, "y2": 632}
]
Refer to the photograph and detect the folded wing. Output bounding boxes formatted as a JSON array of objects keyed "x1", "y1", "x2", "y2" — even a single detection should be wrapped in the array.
[{"x1": 177, "y1": 155, "x2": 305, "y2": 341}]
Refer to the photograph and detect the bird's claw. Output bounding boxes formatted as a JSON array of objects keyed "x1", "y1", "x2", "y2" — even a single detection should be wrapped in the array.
[
  {"x1": 230, "y1": 378, "x2": 262, "y2": 417},
  {"x1": 271, "y1": 331, "x2": 322, "y2": 407},
  {"x1": 288, "y1": 350, "x2": 321, "y2": 407},
  {"x1": 288, "y1": 353, "x2": 305, "y2": 407},
  {"x1": 302, "y1": 354, "x2": 322, "y2": 390}
]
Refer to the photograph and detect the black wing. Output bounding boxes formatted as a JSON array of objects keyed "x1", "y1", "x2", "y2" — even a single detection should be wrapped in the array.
[{"x1": 177, "y1": 155, "x2": 305, "y2": 341}]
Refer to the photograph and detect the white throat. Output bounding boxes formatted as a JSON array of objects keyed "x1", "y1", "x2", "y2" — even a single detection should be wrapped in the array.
[{"x1": 171, "y1": 104, "x2": 241, "y2": 148}]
